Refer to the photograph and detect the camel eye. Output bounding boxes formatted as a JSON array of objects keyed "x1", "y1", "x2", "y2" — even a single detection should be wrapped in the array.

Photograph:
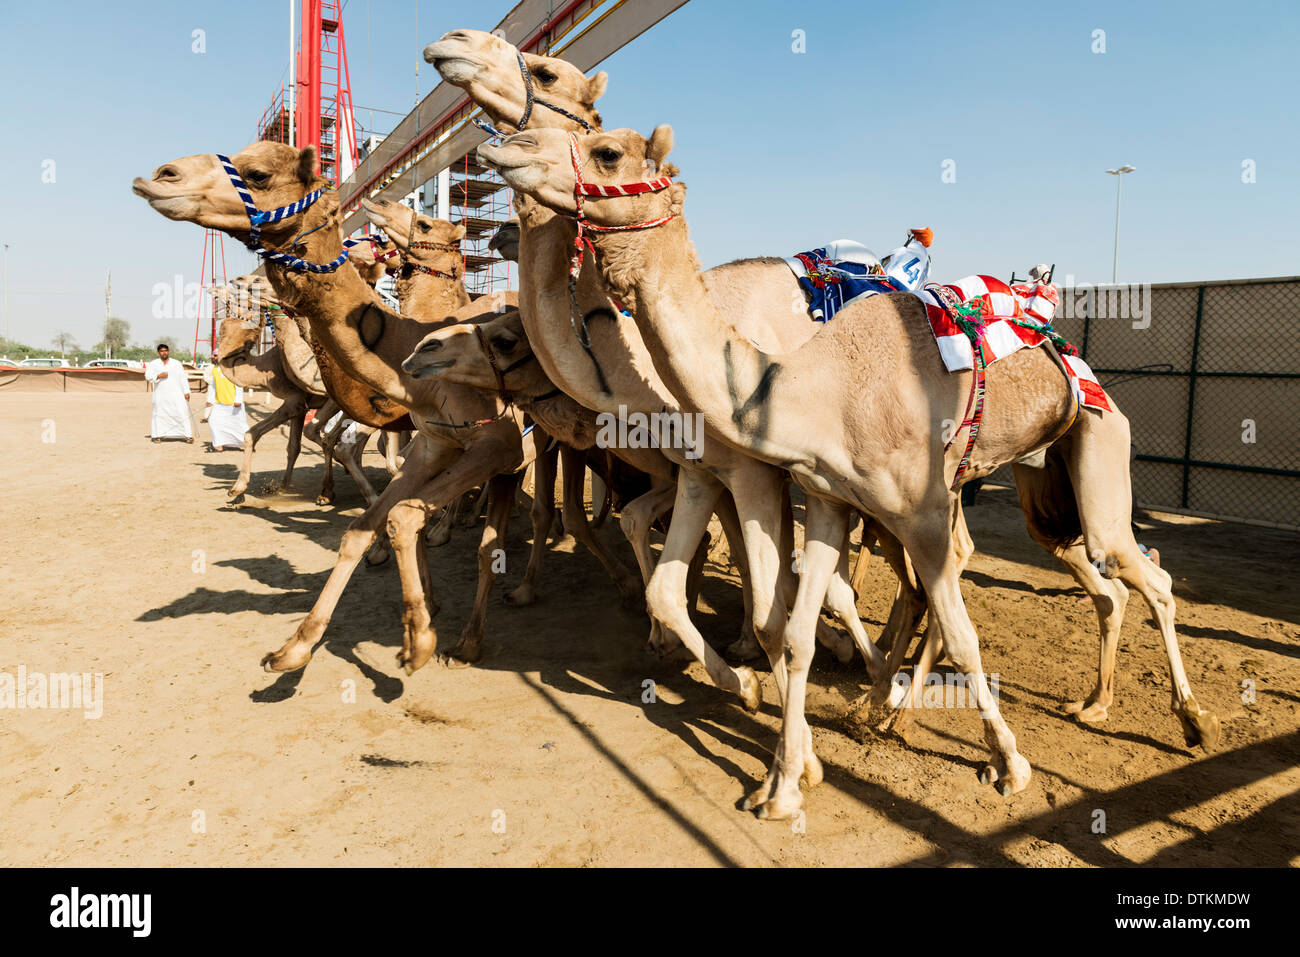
[
  {"x1": 492, "y1": 335, "x2": 519, "y2": 353},
  {"x1": 594, "y1": 148, "x2": 620, "y2": 164},
  {"x1": 418, "y1": 222, "x2": 431, "y2": 232},
  {"x1": 246, "y1": 170, "x2": 270, "y2": 187},
  {"x1": 533, "y1": 68, "x2": 556, "y2": 85}
]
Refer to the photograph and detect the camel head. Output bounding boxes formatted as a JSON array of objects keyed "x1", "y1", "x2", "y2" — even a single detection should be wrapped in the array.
[
  {"x1": 133, "y1": 142, "x2": 331, "y2": 244},
  {"x1": 478, "y1": 126, "x2": 685, "y2": 228},
  {"x1": 487, "y1": 218, "x2": 521, "y2": 262},
  {"x1": 360, "y1": 198, "x2": 464, "y2": 255},
  {"x1": 402, "y1": 309, "x2": 532, "y2": 392},
  {"x1": 424, "y1": 28, "x2": 605, "y2": 132}
]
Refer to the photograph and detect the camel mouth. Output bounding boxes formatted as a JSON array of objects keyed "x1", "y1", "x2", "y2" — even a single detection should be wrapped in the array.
[
  {"x1": 475, "y1": 142, "x2": 534, "y2": 171},
  {"x1": 133, "y1": 178, "x2": 201, "y2": 220},
  {"x1": 404, "y1": 358, "x2": 455, "y2": 378},
  {"x1": 359, "y1": 198, "x2": 393, "y2": 227},
  {"x1": 424, "y1": 43, "x2": 480, "y2": 82}
]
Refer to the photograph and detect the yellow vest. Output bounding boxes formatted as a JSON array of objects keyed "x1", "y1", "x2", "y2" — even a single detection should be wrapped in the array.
[{"x1": 212, "y1": 365, "x2": 237, "y2": 405}]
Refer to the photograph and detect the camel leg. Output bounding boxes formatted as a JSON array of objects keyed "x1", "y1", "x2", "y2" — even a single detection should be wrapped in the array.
[
  {"x1": 1059, "y1": 412, "x2": 1220, "y2": 749},
  {"x1": 715, "y1": 491, "x2": 762, "y2": 661},
  {"x1": 897, "y1": 503, "x2": 1031, "y2": 796},
  {"x1": 643, "y1": 469, "x2": 761, "y2": 710},
  {"x1": 619, "y1": 479, "x2": 677, "y2": 652},
  {"x1": 558, "y1": 444, "x2": 643, "y2": 608},
  {"x1": 685, "y1": 533, "x2": 709, "y2": 614},
  {"x1": 889, "y1": 616, "x2": 944, "y2": 743},
  {"x1": 505, "y1": 440, "x2": 557, "y2": 606},
  {"x1": 849, "y1": 514, "x2": 876, "y2": 598},
  {"x1": 333, "y1": 427, "x2": 381, "y2": 506},
  {"x1": 821, "y1": 521, "x2": 886, "y2": 676},
  {"x1": 441, "y1": 472, "x2": 519, "y2": 667},
  {"x1": 387, "y1": 493, "x2": 440, "y2": 673},
  {"x1": 314, "y1": 410, "x2": 341, "y2": 506},
  {"x1": 229, "y1": 395, "x2": 305, "y2": 501},
  {"x1": 1054, "y1": 541, "x2": 1127, "y2": 723},
  {"x1": 273, "y1": 402, "x2": 306, "y2": 493},
  {"x1": 773, "y1": 481, "x2": 855, "y2": 663},
  {"x1": 745, "y1": 496, "x2": 850, "y2": 820},
  {"x1": 426, "y1": 502, "x2": 457, "y2": 547},
  {"x1": 260, "y1": 436, "x2": 457, "y2": 673}
]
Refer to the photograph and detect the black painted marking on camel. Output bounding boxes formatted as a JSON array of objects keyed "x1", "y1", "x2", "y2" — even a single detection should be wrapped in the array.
[
  {"x1": 724, "y1": 340, "x2": 779, "y2": 439},
  {"x1": 580, "y1": 307, "x2": 616, "y2": 396},
  {"x1": 358, "y1": 305, "x2": 386, "y2": 353}
]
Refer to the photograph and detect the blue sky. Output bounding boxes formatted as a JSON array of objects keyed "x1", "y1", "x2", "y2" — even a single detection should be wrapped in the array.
[{"x1": 1, "y1": 0, "x2": 1296, "y2": 352}]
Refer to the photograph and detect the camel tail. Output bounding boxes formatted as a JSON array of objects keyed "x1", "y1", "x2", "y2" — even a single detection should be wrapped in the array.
[{"x1": 1012, "y1": 446, "x2": 1083, "y2": 549}]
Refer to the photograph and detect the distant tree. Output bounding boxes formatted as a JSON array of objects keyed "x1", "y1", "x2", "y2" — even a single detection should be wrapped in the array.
[
  {"x1": 101, "y1": 317, "x2": 130, "y2": 357},
  {"x1": 52, "y1": 332, "x2": 77, "y2": 358}
]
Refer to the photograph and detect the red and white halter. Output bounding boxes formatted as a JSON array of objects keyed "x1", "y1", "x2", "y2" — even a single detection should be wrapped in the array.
[{"x1": 566, "y1": 132, "x2": 675, "y2": 279}]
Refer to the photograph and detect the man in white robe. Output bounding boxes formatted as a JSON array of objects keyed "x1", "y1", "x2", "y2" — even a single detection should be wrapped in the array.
[
  {"x1": 144, "y1": 344, "x2": 193, "y2": 442},
  {"x1": 201, "y1": 363, "x2": 247, "y2": 451}
]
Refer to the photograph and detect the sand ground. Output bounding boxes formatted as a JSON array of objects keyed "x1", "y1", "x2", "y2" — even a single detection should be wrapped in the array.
[{"x1": 2, "y1": 392, "x2": 1298, "y2": 866}]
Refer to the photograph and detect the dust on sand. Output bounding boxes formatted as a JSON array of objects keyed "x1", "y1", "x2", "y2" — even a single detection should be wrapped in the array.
[{"x1": 2, "y1": 393, "x2": 1298, "y2": 866}]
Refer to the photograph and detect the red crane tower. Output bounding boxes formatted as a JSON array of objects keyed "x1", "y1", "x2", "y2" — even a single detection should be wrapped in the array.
[
  {"x1": 191, "y1": 3, "x2": 360, "y2": 361},
  {"x1": 258, "y1": 0, "x2": 359, "y2": 187}
]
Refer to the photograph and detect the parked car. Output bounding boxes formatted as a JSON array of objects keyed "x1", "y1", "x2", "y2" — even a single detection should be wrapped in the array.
[
  {"x1": 84, "y1": 358, "x2": 139, "y2": 369},
  {"x1": 18, "y1": 357, "x2": 72, "y2": 368}
]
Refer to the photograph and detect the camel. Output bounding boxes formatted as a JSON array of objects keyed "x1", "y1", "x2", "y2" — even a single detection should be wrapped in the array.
[
  {"x1": 486, "y1": 124, "x2": 1220, "y2": 818},
  {"x1": 364, "y1": 195, "x2": 687, "y2": 619},
  {"x1": 213, "y1": 280, "x2": 379, "y2": 507},
  {"x1": 430, "y1": 29, "x2": 898, "y2": 712},
  {"x1": 133, "y1": 142, "x2": 613, "y2": 675},
  {"x1": 441, "y1": 30, "x2": 1208, "y2": 758}
]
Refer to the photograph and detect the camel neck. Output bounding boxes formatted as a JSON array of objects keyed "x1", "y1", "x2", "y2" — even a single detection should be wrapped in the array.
[
  {"x1": 264, "y1": 217, "x2": 442, "y2": 410},
  {"x1": 516, "y1": 196, "x2": 676, "y2": 416},
  {"x1": 394, "y1": 252, "x2": 471, "y2": 317},
  {"x1": 592, "y1": 216, "x2": 786, "y2": 455}
]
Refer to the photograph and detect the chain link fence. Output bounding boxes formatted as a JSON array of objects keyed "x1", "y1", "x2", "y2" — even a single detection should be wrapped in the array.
[{"x1": 989, "y1": 276, "x2": 1300, "y2": 530}]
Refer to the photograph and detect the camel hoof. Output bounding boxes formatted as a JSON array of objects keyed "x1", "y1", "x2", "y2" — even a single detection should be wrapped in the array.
[
  {"x1": 427, "y1": 527, "x2": 452, "y2": 548},
  {"x1": 439, "y1": 636, "x2": 482, "y2": 669},
  {"x1": 1177, "y1": 700, "x2": 1221, "y2": 751},
  {"x1": 800, "y1": 752, "x2": 824, "y2": 789},
  {"x1": 737, "y1": 666, "x2": 762, "y2": 713},
  {"x1": 725, "y1": 633, "x2": 763, "y2": 661},
  {"x1": 364, "y1": 545, "x2": 390, "y2": 568},
  {"x1": 981, "y1": 754, "x2": 1031, "y2": 795},
  {"x1": 398, "y1": 636, "x2": 437, "y2": 675},
  {"x1": 261, "y1": 647, "x2": 311, "y2": 673},
  {"x1": 227, "y1": 492, "x2": 246, "y2": 506},
  {"x1": 315, "y1": 495, "x2": 333, "y2": 507},
  {"x1": 753, "y1": 790, "x2": 804, "y2": 821},
  {"x1": 504, "y1": 583, "x2": 537, "y2": 607},
  {"x1": 1064, "y1": 699, "x2": 1110, "y2": 724}
]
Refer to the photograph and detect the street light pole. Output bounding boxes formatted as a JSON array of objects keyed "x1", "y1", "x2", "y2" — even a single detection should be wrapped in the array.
[{"x1": 1105, "y1": 165, "x2": 1135, "y2": 284}]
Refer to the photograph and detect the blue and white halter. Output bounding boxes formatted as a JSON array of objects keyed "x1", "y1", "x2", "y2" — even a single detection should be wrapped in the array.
[{"x1": 216, "y1": 153, "x2": 362, "y2": 273}]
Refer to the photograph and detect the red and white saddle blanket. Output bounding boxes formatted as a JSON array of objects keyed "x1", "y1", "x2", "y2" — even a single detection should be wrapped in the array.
[{"x1": 917, "y1": 274, "x2": 1111, "y2": 412}]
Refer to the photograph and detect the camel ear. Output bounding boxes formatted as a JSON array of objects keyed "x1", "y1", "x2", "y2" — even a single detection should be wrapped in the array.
[
  {"x1": 452, "y1": 223, "x2": 467, "y2": 241},
  {"x1": 297, "y1": 147, "x2": 318, "y2": 185},
  {"x1": 585, "y1": 70, "x2": 608, "y2": 104},
  {"x1": 646, "y1": 126, "x2": 674, "y2": 172}
]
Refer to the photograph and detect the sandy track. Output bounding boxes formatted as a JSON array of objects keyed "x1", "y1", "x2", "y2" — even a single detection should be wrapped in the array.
[{"x1": 2, "y1": 393, "x2": 1297, "y2": 866}]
